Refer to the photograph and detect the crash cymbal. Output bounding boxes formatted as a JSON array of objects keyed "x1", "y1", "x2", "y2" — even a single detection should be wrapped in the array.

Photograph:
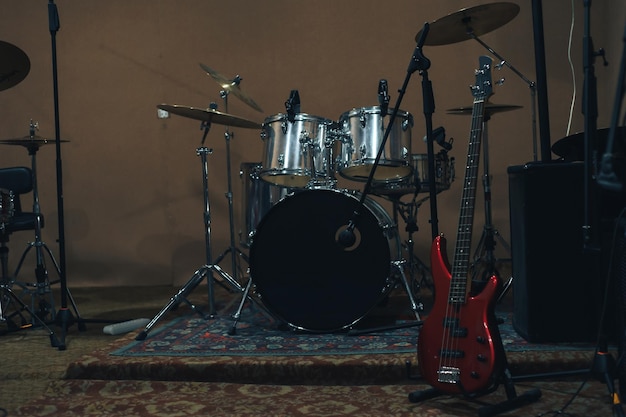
[
  {"x1": 0, "y1": 41, "x2": 30, "y2": 91},
  {"x1": 415, "y1": 2, "x2": 520, "y2": 46},
  {"x1": 447, "y1": 102, "x2": 522, "y2": 116},
  {"x1": 0, "y1": 136, "x2": 68, "y2": 147},
  {"x1": 157, "y1": 104, "x2": 262, "y2": 129},
  {"x1": 199, "y1": 63, "x2": 263, "y2": 113}
]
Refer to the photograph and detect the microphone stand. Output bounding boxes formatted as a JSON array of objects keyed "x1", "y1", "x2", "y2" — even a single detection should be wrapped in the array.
[
  {"x1": 48, "y1": 0, "x2": 81, "y2": 351},
  {"x1": 339, "y1": 22, "x2": 436, "y2": 246},
  {"x1": 581, "y1": 1, "x2": 624, "y2": 414},
  {"x1": 346, "y1": 23, "x2": 436, "y2": 336}
]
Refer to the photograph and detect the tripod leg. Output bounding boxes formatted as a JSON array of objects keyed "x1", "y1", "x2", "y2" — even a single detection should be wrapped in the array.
[
  {"x1": 227, "y1": 276, "x2": 253, "y2": 335},
  {"x1": 136, "y1": 265, "x2": 211, "y2": 341},
  {"x1": 0, "y1": 285, "x2": 60, "y2": 347},
  {"x1": 392, "y1": 260, "x2": 421, "y2": 321}
]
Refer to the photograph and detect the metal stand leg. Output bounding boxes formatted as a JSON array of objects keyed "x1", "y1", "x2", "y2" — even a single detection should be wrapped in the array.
[
  {"x1": 469, "y1": 116, "x2": 513, "y2": 298},
  {"x1": 392, "y1": 260, "x2": 421, "y2": 321},
  {"x1": 137, "y1": 121, "x2": 271, "y2": 340},
  {"x1": 11, "y1": 135, "x2": 82, "y2": 328},
  {"x1": 348, "y1": 260, "x2": 423, "y2": 336},
  {"x1": 0, "y1": 282, "x2": 60, "y2": 346},
  {"x1": 391, "y1": 196, "x2": 432, "y2": 308}
]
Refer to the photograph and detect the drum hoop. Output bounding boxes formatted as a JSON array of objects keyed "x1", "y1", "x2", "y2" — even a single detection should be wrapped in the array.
[
  {"x1": 264, "y1": 112, "x2": 334, "y2": 125},
  {"x1": 340, "y1": 106, "x2": 410, "y2": 120}
]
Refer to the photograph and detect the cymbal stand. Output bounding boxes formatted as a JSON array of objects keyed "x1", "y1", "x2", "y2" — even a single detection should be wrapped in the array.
[
  {"x1": 210, "y1": 88, "x2": 250, "y2": 289},
  {"x1": 469, "y1": 115, "x2": 513, "y2": 300},
  {"x1": 12, "y1": 122, "x2": 80, "y2": 326},
  {"x1": 470, "y1": 33, "x2": 539, "y2": 162},
  {"x1": 137, "y1": 119, "x2": 266, "y2": 341},
  {"x1": 389, "y1": 192, "x2": 432, "y2": 307}
]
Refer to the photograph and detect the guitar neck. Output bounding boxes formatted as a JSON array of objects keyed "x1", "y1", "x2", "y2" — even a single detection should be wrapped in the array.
[{"x1": 449, "y1": 56, "x2": 493, "y2": 304}]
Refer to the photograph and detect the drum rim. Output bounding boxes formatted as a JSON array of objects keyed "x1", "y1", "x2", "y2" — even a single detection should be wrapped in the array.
[
  {"x1": 263, "y1": 112, "x2": 334, "y2": 124},
  {"x1": 339, "y1": 106, "x2": 410, "y2": 120}
]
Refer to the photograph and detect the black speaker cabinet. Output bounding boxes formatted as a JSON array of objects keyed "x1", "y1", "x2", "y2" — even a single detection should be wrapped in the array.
[{"x1": 508, "y1": 161, "x2": 618, "y2": 343}]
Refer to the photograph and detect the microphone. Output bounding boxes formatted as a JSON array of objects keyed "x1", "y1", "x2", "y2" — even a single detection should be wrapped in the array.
[
  {"x1": 337, "y1": 224, "x2": 357, "y2": 248},
  {"x1": 378, "y1": 79, "x2": 390, "y2": 116},
  {"x1": 285, "y1": 89, "x2": 301, "y2": 123}
]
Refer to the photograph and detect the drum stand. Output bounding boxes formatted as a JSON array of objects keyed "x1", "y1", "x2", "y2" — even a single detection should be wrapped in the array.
[
  {"x1": 469, "y1": 115, "x2": 513, "y2": 301},
  {"x1": 137, "y1": 113, "x2": 266, "y2": 341},
  {"x1": 10, "y1": 136, "x2": 81, "y2": 328}
]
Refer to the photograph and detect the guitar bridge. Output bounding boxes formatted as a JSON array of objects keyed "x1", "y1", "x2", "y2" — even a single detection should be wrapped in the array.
[{"x1": 437, "y1": 366, "x2": 461, "y2": 384}]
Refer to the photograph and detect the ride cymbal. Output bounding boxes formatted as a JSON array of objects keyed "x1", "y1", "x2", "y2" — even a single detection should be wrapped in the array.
[
  {"x1": 199, "y1": 63, "x2": 263, "y2": 113},
  {"x1": 552, "y1": 127, "x2": 626, "y2": 161},
  {"x1": 447, "y1": 102, "x2": 522, "y2": 116},
  {"x1": 415, "y1": 2, "x2": 520, "y2": 46},
  {"x1": 0, "y1": 41, "x2": 30, "y2": 91},
  {"x1": 157, "y1": 104, "x2": 262, "y2": 129}
]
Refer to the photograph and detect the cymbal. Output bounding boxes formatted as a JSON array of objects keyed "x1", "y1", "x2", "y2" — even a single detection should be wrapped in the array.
[
  {"x1": 199, "y1": 63, "x2": 263, "y2": 113},
  {"x1": 0, "y1": 136, "x2": 68, "y2": 147},
  {"x1": 0, "y1": 40, "x2": 30, "y2": 91},
  {"x1": 447, "y1": 102, "x2": 522, "y2": 116},
  {"x1": 157, "y1": 104, "x2": 262, "y2": 129},
  {"x1": 415, "y1": 2, "x2": 520, "y2": 46},
  {"x1": 552, "y1": 127, "x2": 625, "y2": 160}
]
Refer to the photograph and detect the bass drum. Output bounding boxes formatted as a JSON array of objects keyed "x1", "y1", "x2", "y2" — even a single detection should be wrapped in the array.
[{"x1": 249, "y1": 189, "x2": 400, "y2": 332}]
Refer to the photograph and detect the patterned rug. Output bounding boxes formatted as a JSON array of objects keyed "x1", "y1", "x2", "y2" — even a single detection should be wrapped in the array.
[
  {"x1": 13, "y1": 378, "x2": 609, "y2": 417},
  {"x1": 110, "y1": 309, "x2": 597, "y2": 358}
]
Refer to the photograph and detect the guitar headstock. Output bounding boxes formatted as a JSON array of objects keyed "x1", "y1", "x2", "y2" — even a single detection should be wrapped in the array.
[{"x1": 471, "y1": 55, "x2": 494, "y2": 100}]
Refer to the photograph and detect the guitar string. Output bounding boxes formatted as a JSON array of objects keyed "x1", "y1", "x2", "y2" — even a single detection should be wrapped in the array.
[{"x1": 439, "y1": 97, "x2": 485, "y2": 383}]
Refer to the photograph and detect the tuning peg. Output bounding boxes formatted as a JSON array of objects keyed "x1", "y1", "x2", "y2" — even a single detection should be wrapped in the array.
[
  {"x1": 495, "y1": 60, "x2": 506, "y2": 70},
  {"x1": 496, "y1": 78, "x2": 506, "y2": 86}
]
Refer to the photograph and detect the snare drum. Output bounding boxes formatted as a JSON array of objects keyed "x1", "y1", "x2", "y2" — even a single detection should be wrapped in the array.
[
  {"x1": 371, "y1": 151, "x2": 455, "y2": 196},
  {"x1": 337, "y1": 106, "x2": 413, "y2": 183},
  {"x1": 260, "y1": 113, "x2": 335, "y2": 188}
]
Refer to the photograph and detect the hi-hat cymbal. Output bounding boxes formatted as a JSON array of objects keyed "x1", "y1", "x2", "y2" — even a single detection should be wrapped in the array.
[
  {"x1": 447, "y1": 102, "x2": 522, "y2": 116},
  {"x1": 0, "y1": 136, "x2": 69, "y2": 147},
  {"x1": 415, "y1": 2, "x2": 520, "y2": 46},
  {"x1": 0, "y1": 40, "x2": 30, "y2": 91},
  {"x1": 157, "y1": 104, "x2": 262, "y2": 129},
  {"x1": 199, "y1": 63, "x2": 263, "y2": 113}
]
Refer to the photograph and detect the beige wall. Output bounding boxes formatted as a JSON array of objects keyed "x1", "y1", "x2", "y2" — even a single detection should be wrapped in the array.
[{"x1": 0, "y1": 1, "x2": 624, "y2": 287}]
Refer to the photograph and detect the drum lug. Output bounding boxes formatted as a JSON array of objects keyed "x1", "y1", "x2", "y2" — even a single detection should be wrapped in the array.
[
  {"x1": 277, "y1": 153, "x2": 285, "y2": 168},
  {"x1": 359, "y1": 108, "x2": 366, "y2": 128},
  {"x1": 359, "y1": 143, "x2": 367, "y2": 160},
  {"x1": 281, "y1": 121, "x2": 288, "y2": 135},
  {"x1": 403, "y1": 113, "x2": 414, "y2": 131}
]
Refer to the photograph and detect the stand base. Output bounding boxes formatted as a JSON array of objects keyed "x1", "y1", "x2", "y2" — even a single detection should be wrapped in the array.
[
  {"x1": 0, "y1": 284, "x2": 60, "y2": 348},
  {"x1": 408, "y1": 374, "x2": 541, "y2": 417}
]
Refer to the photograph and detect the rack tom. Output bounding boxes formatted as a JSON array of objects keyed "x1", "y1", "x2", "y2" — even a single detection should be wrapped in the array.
[{"x1": 337, "y1": 106, "x2": 413, "y2": 183}]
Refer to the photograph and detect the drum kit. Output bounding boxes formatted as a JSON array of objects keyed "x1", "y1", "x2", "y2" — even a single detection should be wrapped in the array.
[
  {"x1": 138, "y1": 1, "x2": 528, "y2": 337},
  {"x1": 137, "y1": 2, "x2": 525, "y2": 337}
]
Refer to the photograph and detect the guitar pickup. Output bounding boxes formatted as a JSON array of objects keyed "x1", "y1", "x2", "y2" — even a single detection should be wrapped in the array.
[
  {"x1": 442, "y1": 318, "x2": 468, "y2": 337},
  {"x1": 437, "y1": 366, "x2": 461, "y2": 384},
  {"x1": 440, "y1": 349, "x2": 465, "y2": 359}
]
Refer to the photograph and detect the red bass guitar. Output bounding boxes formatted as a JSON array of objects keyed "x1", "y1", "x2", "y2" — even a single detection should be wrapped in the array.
[{"x1": 417, "y1": 55, "x2": 505, "y2": 395}]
